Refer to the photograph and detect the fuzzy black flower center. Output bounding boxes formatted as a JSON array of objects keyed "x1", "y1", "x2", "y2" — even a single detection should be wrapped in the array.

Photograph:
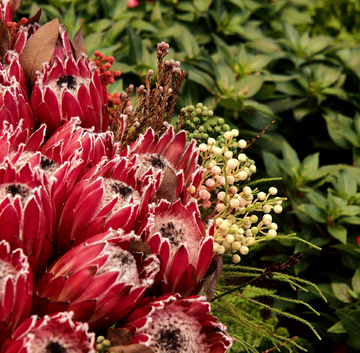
[
  {"x1": 159, "y1": 222, "x2": 183, "y2": 247},
  {"x1": 111, "y1": 182, "x2": 133, "y2": 199},
  {"x1": 57, "y1": 75, "x2": 77, "y2": 90},
  {"x1": 5, "y1": 183, "x2": 29, "y2": 198},
  {"x1": 40, "y1": 156, "x2": 57, "y2": 170},
  {"x1": 145, "y1": 154, "x2": 167, "y2": 170},
  {"x1": 46, "y1": 342, "x2": 66, "y2": 353},
  {"x1": 154, "y1": 328, "x2": 182, "y2": 352}
]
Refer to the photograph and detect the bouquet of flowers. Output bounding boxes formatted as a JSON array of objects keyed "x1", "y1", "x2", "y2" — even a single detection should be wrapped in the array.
[{"x1": 0, "y1": 1, "x2": 324, "y2": 352}]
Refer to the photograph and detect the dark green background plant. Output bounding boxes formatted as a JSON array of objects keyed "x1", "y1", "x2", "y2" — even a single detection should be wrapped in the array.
[{"x1": 15, "y1": 0, "x2": 360, "y2": 351}]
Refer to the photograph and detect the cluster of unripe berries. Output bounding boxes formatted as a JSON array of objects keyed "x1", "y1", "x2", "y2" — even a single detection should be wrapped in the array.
[
  {"x1": 96, "y1": 336, "x2": 113, "y2": 353},
  {"x1": 188, "y1": 130, "x2": 285, "y2": 263},
  {"x1": 182, "y1": 103, "x2": 214, "y2": 142}
]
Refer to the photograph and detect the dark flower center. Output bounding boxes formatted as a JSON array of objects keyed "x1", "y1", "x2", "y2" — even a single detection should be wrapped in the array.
[
  {"x1": 145, "y1": 154, "x2": 166, "y2": 170},
  {"x1": 154, "y1": 328, "x2": 183, "y2": 352},
  {"x1": 159, "y1": 222, "x2": 183, "y2": 247},
  {"x1": 111, "y1": 182, "x2": 133, "y2": 198},
  {"x1": 46, "y1": 342, "x2": 66, "y2": 353},
  {"x1": 40, "y1": 156, "x2": 56, "y2": 170},
  {"x1": 5, "y1": 184, "x2": 29, "y2": 198},
  {"x1": 57, "y1": 75, "x2": 77, "y2": 89}
]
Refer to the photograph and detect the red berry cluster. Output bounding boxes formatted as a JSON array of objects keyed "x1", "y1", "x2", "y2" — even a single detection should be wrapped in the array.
[{"x1": 91, "y1": 50, "x2": 121, "y2": 86}]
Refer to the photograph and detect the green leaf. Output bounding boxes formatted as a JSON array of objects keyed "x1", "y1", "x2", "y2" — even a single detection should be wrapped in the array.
[
  {"x1": 84, "y1": 33, "x2": 105, "y2": 55},
  {"x1": 341, "y1": 311, "x2": 360, "y2": 349},
  {"x1": 103, "y1": 17, "x2": 130, "y2": 46},
  {"x1": 246, "y1": 55, "x2": 273, "y2": 72},
  {"x1": 306, "y1": 36, "x2": 333, "y2": 55},
  {"x1": 130, "y1": 20, "x2": 158, "y2": 32},
  {"x1": 192, "y1": 0, "x2": 213, "y2": 12},
  {"x1": 352, "y1": 269, "x2": 360, "y2": 295},
  {"x1": 242, "y1": 100, "x2": 275, "y2": 117},
  {"x1": 282, "y1": 21, "x2": 299, "y2": 49},
  {"x1": 322, "y1": 87, "x2": 347, "y2": 100},
  {"x1": 127, "y1": 24, "x2": 143, "y2": 65},
  {"x1": 235, "y1": 75, "x2": 264, "y2": 98},
  {"x1": 304, "y1": 188, "x2": 327, "y2": 210},
  {"x1": 150, "y1": 1, "x2": 162, "y2": 22},
  {"x1": 276, "y1": 81, "x2": 305, "y2": 96},
  {"x1": 176, "y1": 27, "x2": 199, "y2": 59},
  {"x1": 300, "y1": 153, "x2": 319, "y2": 179},
  {"x1": 340, "y1": 205, "x2": 360, "y2": 217},
  {"x1": 187, "y1": 67, "x2": 217, "y2": 95},
  {"x1": 328, "y1": 225, "x2": 347, "y2": 244},
  {"x1": 212, "y1": 34, "x2": 236, "y2": 68},
  {"x1": 331, "y1": 283, "x2": 352, "y2": 303},
  {"x1": 112, "y1": 0, "x2": 128, "y2": 20},
  {"x1": 266, "y1": 98, "x2": 306, "y2": 114},
  {"x1": 337, "y1": 170, "x2": 357, "y2": 196},
  {"x1": 214, "y1": 64, "x2": 235, "y2": 94},
  {"x1": 282, "y1": 141, "x2": 300, "y2": 174},
  {"x1": 327, "y1": 321, "x2": 346, "y2": 334},
  {"x1": 262, "y1": 151, "x2": 282, "y2": 177},
  {"x1": 88, "y1": 19, "x2": 114, "y2": 33},
  {"x1": 323, "y1": 110, "x2": 353, "y2": 149},
  {"x1": 295, "y1": 204, "x2": 327, "y2": 223}
]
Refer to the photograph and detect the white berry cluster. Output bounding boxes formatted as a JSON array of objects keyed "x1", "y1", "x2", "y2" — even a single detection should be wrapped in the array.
[{"x1": 188, "y1": 130, "x2": 286, "y2": 263}]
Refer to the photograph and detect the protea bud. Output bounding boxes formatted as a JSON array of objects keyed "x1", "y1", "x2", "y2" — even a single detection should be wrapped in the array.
[
  {"x1": 121, "y1": 293, "x2": 234, "y2": 353},
  {"x1": 140, "y1": 199, "x2": 214, "y2": 297},
  {"x1": 0, "y1": 241, "x2": 33, "y2": 346},
  {"x1": 0, "y1": 311, "x2": 95, "y2": 353},
  {"x1": 32, "y1": 230, "x2": 160, "y2": 331}
]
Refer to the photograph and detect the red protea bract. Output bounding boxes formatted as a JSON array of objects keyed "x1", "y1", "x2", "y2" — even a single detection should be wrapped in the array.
[
  {"x1": 0, "y1": 119, "x2": 45, "y2": 165},
  {"x1": 0, "y1": 160, "x2": 55, "y2": 278},
  {"x1": 32, "y1": 230, "x2": 160, "y2": 331},
  {"x1": 0, "y1": 241, "x2": 33, "y2": 346},
  {"x1": 124, "y1": 126, "x2": 204, "y2": 203},
  {"x1": 0, "y1": 52, "x2": 33, "y2": 131},
  {"x1": 0, "y1": 311, "x2": 96, "y2": 353},
  {"x1": 140, "y1": 199, "x2": 214, "y2": 297},
  {"x1": 121, "y1": 293, "x2": 234, "y2": 353},
  {"x1": 0, "y1": 0, "x2": 13, "y2": 23}
]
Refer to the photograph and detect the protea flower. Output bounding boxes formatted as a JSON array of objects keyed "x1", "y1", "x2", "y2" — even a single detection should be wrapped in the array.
[
  {"x1": 120, "y1": 293, "x2": 234, "y2": 353},
  {"x1": 30, "y1": 25, "x2": 109, "y2": 136},
  {"x1": 0, "y1": 52, "x2": 33, "y2": 131},
  {"x1": 124, "y1": 126, "x2": 204, "y2": 203},
  {"x1": 0, "y1": 241, "x2": 33, "y2": 346},
  {"x1": 0, "y1": 0, "x2": 13, "y2": 23},
  {"x1": 41, "y1": 117, "x2": 119, "y2": 177},
  {"x1": 140, "y1": 199, "x2": 214, "y2": 297},
  {"x1": 0, "y1": 159, "x2": 55, "y2": 278},
  {"x1": 32, "y1": 230, "x2": 160, "y2": 331},
  {"x1": 0, "y1": 119, "x2": 45, "y2": 165},
  {"x1": 55, "y1": 154, "x2": 156, "y2": 255},
  {"x1": 0, "y1": 311, "x2": 95, "y2": 353}
]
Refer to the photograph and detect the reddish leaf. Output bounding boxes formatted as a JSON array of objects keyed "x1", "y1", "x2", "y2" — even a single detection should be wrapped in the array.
[
  {"x1": 106, "y1": 327, "x2": 133, "y2": 346},
  {"x1": 9, "y1": 0, "x2": 21, "y2": 16},
  {"x1": 24, "y1": 8, "x2": 42, "y2": 26},
  {"x1": 203, "y1": 255, "x2": 223, "y2": 301},
  {"x1": 72, "y1": 19, "x2": 87, "y2": 61},
  {"x1": 152, "y1": 167, "x2": 179, "y2": 204},
  {"x1": 128, "y1": 239, "x2": 152, "y2": 255},
  {"x1": 20, "y1": 18, "x2": 59, "y2": 89},
  {"x1": 0, "y1": 19, "x2": 10, "y2": 60}
]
